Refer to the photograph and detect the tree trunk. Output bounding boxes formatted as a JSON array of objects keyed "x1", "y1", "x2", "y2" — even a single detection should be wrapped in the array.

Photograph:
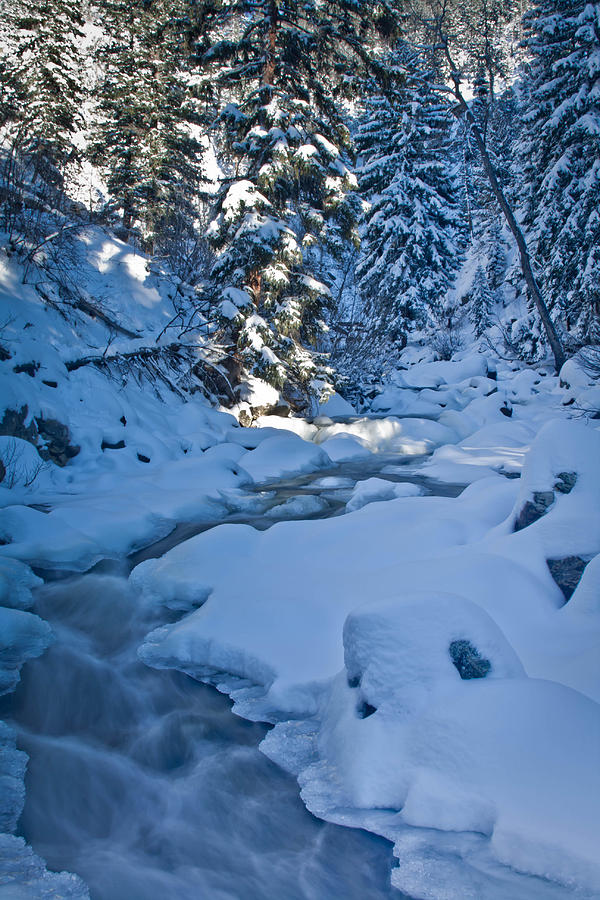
[
  {"x1": 451, "y1": 79, "x2": 566, "y2": 372},
  {"x1": 263, "y1": 0, "x2": 278, "y2": 86}
]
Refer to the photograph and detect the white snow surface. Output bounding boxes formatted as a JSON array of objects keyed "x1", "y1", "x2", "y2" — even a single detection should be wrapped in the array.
[
  {"x1": 132, "y1": 367, "x2": 600, "y2": 898},
  {"x1": 1, "y1": 246, "x2": 599, "y2": 900}
]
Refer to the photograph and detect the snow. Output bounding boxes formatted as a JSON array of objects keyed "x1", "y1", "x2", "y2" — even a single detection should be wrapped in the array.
[
  {"x1": 1, "y1": 236, "x2": 599, "y2": 900},
  {"x1": 265, "y1": 495, "x2": 329, "y2": 519},
  {"x1": 346, "y1": 477, "x2": 423, "y2": 511},
  {"x1": 319, "y1": 434, "x2": 373, "y2": 462},
  {"x1": 314, "y1": 392, "x2": 356, "y2": 416},
  {"x1": 237, "y1": 433, "x2": 329, "y2": 483},
  {"x1": 132, "y1": 367, "x2": 600, "y2": 897},
  {"x1": 0, "y1": 606, "x2": 53, "y2": 696}
]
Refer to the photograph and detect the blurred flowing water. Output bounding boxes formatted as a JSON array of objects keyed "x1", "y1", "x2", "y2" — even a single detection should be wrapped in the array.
[{"x1": 1, "y1": 572, "x2": 402, "y2": 899}]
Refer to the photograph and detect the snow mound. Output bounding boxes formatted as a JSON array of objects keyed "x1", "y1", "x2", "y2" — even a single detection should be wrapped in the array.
[
  {"x1": 314, "y1": 392, "x2": 356, "y2": 417},
  {"x1": 265, "y1": 495, "x2": 328, "y2": 519},
  {"x1": 270, "y1": 594, "x2": 600, "y2": 895},
  {"x1": 346, "y1": 478, "x2": 423, "y2": 511},
  {"x1": 319, "y1": 434, "x2": 373, "y2": 462},
  {"x1": 238, "y1": 433, "x2": 329, "y2": 483}
]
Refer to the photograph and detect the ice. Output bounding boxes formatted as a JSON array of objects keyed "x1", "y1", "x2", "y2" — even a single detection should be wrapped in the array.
[
  {"x1": 0, "y1": 606, "x2": 53, "y2": 696},
  {"x1": 0, "y1": 721, "x2": 27, "y2": 833},
  {"x1": 265, "y1": 495, "x2": 329, "y2": 519},
  {"x1": 312, "y1": 476, "x2": 355, "y2": 489},
  {"x1": 0, "y1": 834, "x2": 90, "y2": 898},
  {"x1": 0, "y1": 559, "x2": 42, "y2": 611}
]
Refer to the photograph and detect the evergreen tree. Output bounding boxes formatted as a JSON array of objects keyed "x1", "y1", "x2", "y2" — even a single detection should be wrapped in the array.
[
  {"x1": 355, "y1": 45, "x2": 465, "y2": 352},
  {"x1": 3, "y1": 0, "x2": 85, "y2": 167},
  {"x1": 91, "y1": 0, "x2": 206, "y2": 248},
  {"x1": 519, "y1": 0, "x2": 600, "y2": 341},
  {"x1": 470, "y1": 264, "x2": 493, "y2": 335},
  {"x1": 486, "y1": 220, "x2": 506, "y2": 291},
  {"x1": 202, "y1": 0, "x2": 377, "y2": 399},
  {"x1": 0, "y1": 0, "x2": 87, "y2": 236}
]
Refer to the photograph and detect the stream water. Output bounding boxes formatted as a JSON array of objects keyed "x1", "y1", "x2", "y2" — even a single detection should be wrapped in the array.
[{"x1": 0, "y1": 442, "x2": 466, "y2": 900}]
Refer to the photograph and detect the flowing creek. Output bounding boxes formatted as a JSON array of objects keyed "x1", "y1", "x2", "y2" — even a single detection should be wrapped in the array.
[{"x1": 0, "y1": 439, "x2": 467, "y2": 899}]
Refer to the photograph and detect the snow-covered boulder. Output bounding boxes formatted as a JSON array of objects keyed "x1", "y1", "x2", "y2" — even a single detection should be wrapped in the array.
[
  {"x1": 238, "y1": 433, "x2": 329, "y2": 483},
  {"x1": 346, "y1": 478, "x2": 423, "y2": 512}
]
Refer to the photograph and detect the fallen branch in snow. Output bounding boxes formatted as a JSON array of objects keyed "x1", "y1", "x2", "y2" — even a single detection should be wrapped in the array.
[
  {"x1": 34, "y1": 283, "x2": 139, "y2": 339},
  {"x1": 64, "y1": 343, "x2": 237, "y2": 403}
]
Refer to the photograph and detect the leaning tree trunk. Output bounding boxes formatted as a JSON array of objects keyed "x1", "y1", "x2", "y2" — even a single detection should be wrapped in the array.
[{"x1": 450, "y1": 77, "x2": 566, "y2": 373}]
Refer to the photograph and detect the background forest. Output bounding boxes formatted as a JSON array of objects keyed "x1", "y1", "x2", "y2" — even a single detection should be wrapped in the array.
[{"x1": 0, "y1": 0, "x2": 599, "y2": 412}]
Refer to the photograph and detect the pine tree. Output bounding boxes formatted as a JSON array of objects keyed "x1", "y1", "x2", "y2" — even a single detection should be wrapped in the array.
[
  {"x1": 202, "y1": 0, "x2": 377, "y2": 399},
  {"x1": 470, "y1": 264, "x2": 493, "y2": 336},
  {"x1": 486, "y1": 220, "x2": 506, "y2": 291},
  {"x1": 519, "y1": 0, "x2": 600, "y2": 341},
  {"x1": 90, "y1": 0, "x2": 206, "y2": 247},
  {"x1": 0, "y1": 0, "x2": 86, "y2": 233},
  {"x1": 355, "y1": 45, "x2": 465, "y2": 352}
]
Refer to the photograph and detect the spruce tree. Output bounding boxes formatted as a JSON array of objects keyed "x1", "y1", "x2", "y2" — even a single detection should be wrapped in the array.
[
  {"x1": 486, "y1": 220, "x2": 506, "y2": 291},
  {"x1": 355, "y1": 45, "x2": 465, "y2": 352},
  {"x1": 202, "y1": 0, "x2": 376, "y2": 400},
  {"x1": 91, "y1": 0, "x2": 206, "y2": 248},
  {"x1": 0, "y1": 0, "x2": 86, "y2": 194},
  {"x1": 470, "y1": 264, "x2": 493, "y2": 336},
  {"x1": 519, "y1": 0, "x2": 600, "y2": 341}
]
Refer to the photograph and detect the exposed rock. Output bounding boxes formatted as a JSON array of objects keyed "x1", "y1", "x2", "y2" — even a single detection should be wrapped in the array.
[
  {"x1": 0, "y1": 407, "x2": 38, "y2": 445},
  {"x1": 514, "y1": 490, "x2": 555, "y2": 531},
  {"x1": 554, "y1": 471, "x2": 577, "y2": 494},
  {"x1": 13, "y1": 361, "x2": 39, "y2": 377},
  {"x1": 500, "y1": 402, "x2": 512, "y2": 417},
  {"x1": 547, "y1": 557, "x2": 588, "y2": 603},
  {"x1": 0, "y1": 408, "x2": 80, "y2": 467},
  {"x1": 356, "y1": 698, "x2": 377, "y2": 719},
  {"x1": 281, "y1": 380, "x2": 309, "y2": 413},
  {"x1": 238, "y1": 407, "x2": 253, "y2": 428},
  {"x1": 101, "y1": 439, "x2": 126, "y2": 451},
  {"x1": 137, "y1": 453, "x2": 150, "y2": 463},
  {"x1": 449, "y1": 639, "x2": 491, "y2": 679},
  {"x1": 37, "y1": 418, "x2": 80, "y2": 466}
]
